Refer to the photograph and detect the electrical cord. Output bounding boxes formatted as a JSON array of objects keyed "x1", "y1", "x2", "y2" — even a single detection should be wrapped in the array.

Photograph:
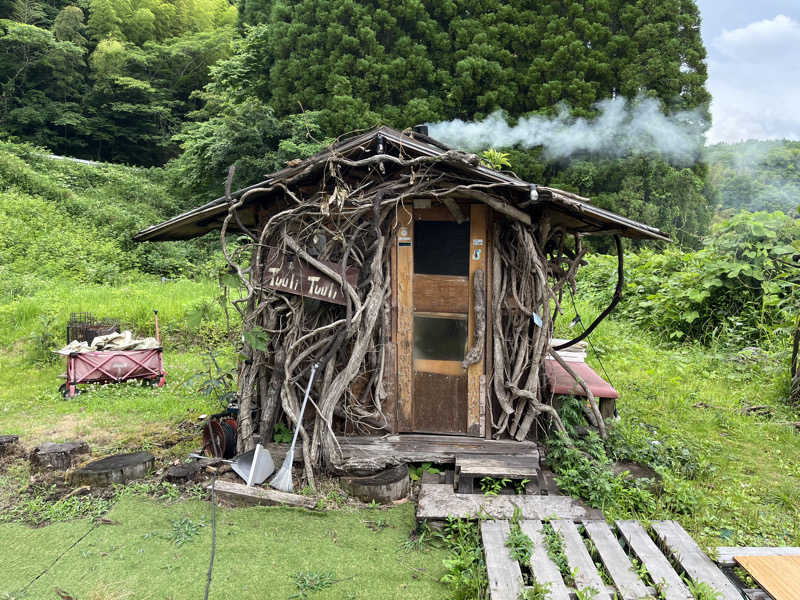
[
  {"x1": 204, "y1": 473, "x2": 218, "y2": 600},
  {"x1": 567, "y1": 286, "x2": 619, "y2": 417}
]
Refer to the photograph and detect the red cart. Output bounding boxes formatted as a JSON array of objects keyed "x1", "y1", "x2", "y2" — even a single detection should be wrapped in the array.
[{"x1": 60, "y1": 311, "x2": 166, "y2": 398}]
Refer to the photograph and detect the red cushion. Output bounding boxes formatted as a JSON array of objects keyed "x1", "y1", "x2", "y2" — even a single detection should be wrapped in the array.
[{"x1": 544, "y1": 359, "x2": 619, "y2": 399}]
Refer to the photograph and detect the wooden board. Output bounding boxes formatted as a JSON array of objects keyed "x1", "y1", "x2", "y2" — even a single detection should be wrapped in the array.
[
  {"x1": 652, "y1": 520, "x2": 743, "y2": 600},
  {"x1": 716, "y1": 547, "x2": 800, "y2": 567},
  {"x1": 481, "y1": 520, "x2": 523, "y2": 600},
  {"x1": 551, "y1": 520, "x2": 611, "y2": 599},
  {"x1": 518, "y1": 520, "x2": 570, "y2": 600},
  {"x1": 467, "y1": 204, "x2": 488, "y2": 436},
  {"x1": 417, "y1": 484, "x2": 602, "y2": 521},
  {"x1": 210, "y1": 480, "x2": 317, "y2": 509},
  {"x1": 413, "y1": 274, "x2": 469, "y2": 313},
  {"x1": 616, "y1": 520, "x2": 692, "y2": 600},
  {"x1": 396, "y1": 205, "x2": 414, "y2": 431},
  {"x1": 735, "y1": 555, "x2": 800, "y2": 600},
  {"x1": 456, "y1": 454, "x2": 539, "y2": 479},
  {"x1": 583, "y1": 520, "x2": 651, "y2": 600}
]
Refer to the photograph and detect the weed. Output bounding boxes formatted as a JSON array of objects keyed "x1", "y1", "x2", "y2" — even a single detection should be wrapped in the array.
[
  {"x1": 362, "y1": 517, "x2": 390, "y2": 532},
  {"x1": 685, "y1": 578, "x2": 721, "y2": 600},
  {"x1": 273, "y1": 422, "x2": 292, "y2": 443},
  {"x1": 400, "y1": 522, "x2": 434, "y2": 553},
  {"x1": 505, "y1": 507, "x2": 532, "y2": 564},
  {"x1": 574, "y1": 586, "x2": 599, "y2": 600},
  {"x1": 515, "y1": 479, "x2": 530, "y2": 495},
  {"x1": 185, "y1": 349, "x2": 237, "y2": 409},
  {"x1": 289, "y1": 570, "x2": 338, "y2": 599},
  {"x1": 439, "y1": 517, "x2": 487, "y2": 600},
  {"x1": 167, "y1": 517, "x2": 205, "y2": 546},
  {"x1": 517, "y1": 581, "x2": 552, "y2": 599},
  {"x1": 409, "y1": 462, "x2": 441, "y2": 482},
  {"x1": 480, "y1": 476, "x2": 511, "y2": 497},
  {"x1": 0, "y1": 489, "x2": 113, "y2": 525},
  {"x1": 541, "y1": 522, "x2": 572, "y2": 585}
]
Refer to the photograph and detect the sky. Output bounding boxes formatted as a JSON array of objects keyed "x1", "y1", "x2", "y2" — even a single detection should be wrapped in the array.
[{"x1": 696, "y1": 0, "x2": 800, "y2": 144}]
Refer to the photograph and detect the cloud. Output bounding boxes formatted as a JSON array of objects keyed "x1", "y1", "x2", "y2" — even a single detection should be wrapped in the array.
[{"x1": 706, "y1": 15, "x2": 800, "y2": 143}]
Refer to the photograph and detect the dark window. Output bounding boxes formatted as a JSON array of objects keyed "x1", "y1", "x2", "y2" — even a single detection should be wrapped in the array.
[
  {"x1": 413, "y1": 220, "x2": 469, "y2": 276},
  {"x1": 413, "y1": 315, "x2": 467, "y2": 361}
]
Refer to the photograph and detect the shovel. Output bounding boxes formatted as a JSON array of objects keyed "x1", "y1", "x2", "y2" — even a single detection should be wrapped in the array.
[
  {"x1": 270, "y1": 362, "x2": 318, "y2": 493},
  {"x1": 190, "y1": 443, "x2": 274, "y2": 486}
]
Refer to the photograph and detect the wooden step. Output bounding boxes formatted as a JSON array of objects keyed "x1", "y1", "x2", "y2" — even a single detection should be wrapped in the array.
[
  {"x1": 519, "y1": 520, "x2": 571, "y2": 600},
  {"x1": 584, "y1": 520, "x2": 651, "y2": 600},
  {"x1": 551, "y1": 519, "x2": 612, "y2": 599},
  {"x1": 455, "y1": 453, "x2": 539, "y2": 493},
  {"x1": 416, "y1": 484, "x2": 602, "y2": 521}
]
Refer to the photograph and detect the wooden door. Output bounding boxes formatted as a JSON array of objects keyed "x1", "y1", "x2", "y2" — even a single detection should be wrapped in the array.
[{"x1": 396, "y1": 202, "x2": 488, "y2": 435}]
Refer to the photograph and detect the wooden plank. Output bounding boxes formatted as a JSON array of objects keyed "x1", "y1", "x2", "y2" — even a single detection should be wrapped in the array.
[
  {"x1": 583, "y1": 520, "x2": 651, "y2": 599},
  {"x1": 652, "y1": 520, "x2": 743, "y2": 600},
  {"x1": 551, "y1": 520, "x2": 611, "y2": 599},
  {"x1": 414, "y1": 359, "x2": 465, "y2": 376},
  {"x1": 616, "y1": 520, "x2": 692, "y2": 600},
  {"x1": 468, "y1": 204, "x2": 488, "y2": 437},
  {"x1": 417, "y1": 484, "x2": 602, "y2": 521},
  {"x1": 413, "y1": 274, "x2": 469, "y2": 313},
  {"x1": 519, "y1": 520, "x2": 570, "y2": 599},
  {"x1": 456, "y1": 454, "x2": 538, "y2": 479},
  {"x1": 716, "y1": 547, "x2": 800, "y2": 567},
  {"x1": 209, "y1": 480, "x2": 317, "y2": 509},
  {"x1": 735, "y1": 555, "x2": 800, "y2": 600},
  {"x1": 484, "y1": 209, "x2": 493, "y2": 441},
  {"x1": 481, "y1": 520, "x2": 523, "y2": 600},
  {"x1": 396, "y1": 204, "x2": 414, "y2": 431}
]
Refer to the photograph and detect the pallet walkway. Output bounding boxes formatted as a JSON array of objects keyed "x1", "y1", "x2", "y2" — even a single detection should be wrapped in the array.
[{"x1": 481, "y1": 518, "x2": 744, "y2": 600}]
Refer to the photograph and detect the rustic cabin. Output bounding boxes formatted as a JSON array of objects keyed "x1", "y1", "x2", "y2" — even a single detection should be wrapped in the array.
[{"x1": 135, "y1": 126, "x2": 668, "y2": 484}]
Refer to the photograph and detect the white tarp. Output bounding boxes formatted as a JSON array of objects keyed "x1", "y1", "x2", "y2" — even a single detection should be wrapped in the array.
[{"x1": 56, "y1": 330, "x2": 160, "y2": 355}]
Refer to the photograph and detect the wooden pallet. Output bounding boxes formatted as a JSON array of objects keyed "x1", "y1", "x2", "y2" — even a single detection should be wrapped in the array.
[{"x1": 481, "y1": 518, "x2": 744, "y2": 600}]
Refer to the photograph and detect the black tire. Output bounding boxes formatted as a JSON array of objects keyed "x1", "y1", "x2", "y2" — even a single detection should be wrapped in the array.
[{"x1": 58, "y1": 383, "x2": 68, "y2": 398}]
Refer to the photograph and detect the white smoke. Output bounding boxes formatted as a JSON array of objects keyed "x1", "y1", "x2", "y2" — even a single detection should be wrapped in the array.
[{"x1": 427, "y1": 95, "x2": 707, "y2": 164}]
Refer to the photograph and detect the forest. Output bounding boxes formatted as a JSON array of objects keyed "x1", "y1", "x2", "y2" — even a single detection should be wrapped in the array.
[{"x1": 2, "y1": 1, "x2": 800, "y2": 598}]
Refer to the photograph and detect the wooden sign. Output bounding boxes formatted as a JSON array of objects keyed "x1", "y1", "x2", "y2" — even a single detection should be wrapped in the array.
[{"x1": 262, "y1": 247, "x2": 358, "y2": 306}]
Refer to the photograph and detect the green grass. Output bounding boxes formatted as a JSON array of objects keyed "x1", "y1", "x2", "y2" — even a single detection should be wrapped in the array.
[
  {"x1": 0, "y1": 495, "x2": 448, "y2": 599},
  {"x1": 556, "y1": 297, "x2": 800, "y2": 548}
]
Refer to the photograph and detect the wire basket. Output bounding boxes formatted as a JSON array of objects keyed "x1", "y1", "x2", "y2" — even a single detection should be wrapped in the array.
[{"x1": 66, "y1": 312, "x2": 120, "y2": 344}]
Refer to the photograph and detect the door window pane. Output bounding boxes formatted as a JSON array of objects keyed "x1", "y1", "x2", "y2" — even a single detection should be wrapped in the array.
[
  {"x1": 413, "y1": 220, "x2": 469, "y2": 276},
  {"x1": 413, "y1": 315, "x2": 467, "y2": 361}
]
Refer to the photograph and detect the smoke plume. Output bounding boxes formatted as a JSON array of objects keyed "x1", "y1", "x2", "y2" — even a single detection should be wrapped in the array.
[{"x1": 427, "y1": 96, "x2": 707, "y2": 164}]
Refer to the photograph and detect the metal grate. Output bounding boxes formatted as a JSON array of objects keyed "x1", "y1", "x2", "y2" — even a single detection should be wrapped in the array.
[{"x1": 66, "y1": 312, "x2": 120, "y2": 344}]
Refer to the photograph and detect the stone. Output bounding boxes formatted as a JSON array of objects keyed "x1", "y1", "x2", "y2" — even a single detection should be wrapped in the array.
[
  {"x1": 30, "y1": 441, "x2": 90, "y2": 471},
  {"x1": 69, "y1": 452, "x2": 154, "y2": 487}
]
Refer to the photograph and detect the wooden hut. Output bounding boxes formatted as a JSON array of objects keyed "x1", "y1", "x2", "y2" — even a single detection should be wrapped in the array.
[{"x1": 135, "y1": 126, "x2": 667, "y2": 480}]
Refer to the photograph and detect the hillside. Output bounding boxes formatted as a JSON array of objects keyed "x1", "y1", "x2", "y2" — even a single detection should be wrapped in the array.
[{"x1": 706, "y1": 140, "x2": 800, "y2": 213}]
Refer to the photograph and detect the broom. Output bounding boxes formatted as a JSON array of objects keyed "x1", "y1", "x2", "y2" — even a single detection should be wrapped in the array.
[{"x1": 270, "y1": 362, "x2": 319, "y2": 492}]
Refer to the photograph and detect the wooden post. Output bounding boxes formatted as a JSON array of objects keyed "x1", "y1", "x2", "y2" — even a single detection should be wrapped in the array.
[
  {"x1": 467, "y1": 204, "x2": 488, "y2": 436},
  {"x1": 396, "y1": 203, "x2": 414, "y2": 431}
]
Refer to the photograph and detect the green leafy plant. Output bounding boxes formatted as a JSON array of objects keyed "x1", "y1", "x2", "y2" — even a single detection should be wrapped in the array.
[
  {"x1": 409, "y1": 462, "x2": 441, "y2": 482},
  {"x1": 480, "y1": 476, "x2": 511, "y2": 497},
  {"x1": 167, "y1": 517, "x2": 205, "y2": 546},
  {"x1": 481, "y1": 148, "x2": 512, "y2": 171},
  {"x1": 518, "y1": 581, "x2": 552, "y2": 600},
  {"x1": 439, "y1": 517, "x2": 488, "y2": 600},
  {"x1": 505, "y1": 507, "x2": 533, "y2": 564},
  {"x1": 289, "y1": 570, "x2": 338, "y2": 599},
  {"x1": 273, "y1": 422, "x2": 292, "y2": 443},
  {"x1": 574, "y1": 586, "x2": 599, "y2": 600},
  {"x1": 186, "y1": 348, "x2": 237, "y2": 408},
  {"x1": 541, "y1": 522, "x2": 571, "y2": 584},
  {"x1": 516, "y1": 478, "x2": 531, "y2": 495},
  {"x1": 685, "y1": 578, "x2": 722, "y2": 600}
]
